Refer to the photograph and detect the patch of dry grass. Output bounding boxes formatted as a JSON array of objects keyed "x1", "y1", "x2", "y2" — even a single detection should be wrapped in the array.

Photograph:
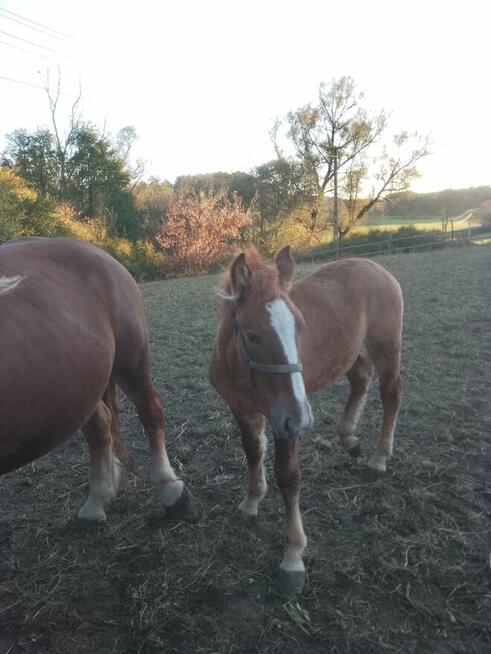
[{"x1": 1, "y1": 245, "x2": 490, "y2": 653}]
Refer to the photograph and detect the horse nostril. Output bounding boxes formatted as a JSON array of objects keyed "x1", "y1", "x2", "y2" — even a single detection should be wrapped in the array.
[{"x1": 284, "y1": 416, "x2": 301, "y2": 437}]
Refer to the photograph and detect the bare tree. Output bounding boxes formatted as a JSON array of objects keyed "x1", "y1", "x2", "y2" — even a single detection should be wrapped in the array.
[
  {"x1": 116, "y1": 126, "x2": 146, "y2": 189},
  {"x1": 275, "y1": 77, "x2": 431, "y2": 237},
  {"x1": 44, "y1": 68, "x2": 82, "y2": 200}
]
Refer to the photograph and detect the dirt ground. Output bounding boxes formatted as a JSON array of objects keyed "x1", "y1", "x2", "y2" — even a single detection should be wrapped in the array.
[{"x1": 1, "y1": 244, "x2": 490, "y2": 653}]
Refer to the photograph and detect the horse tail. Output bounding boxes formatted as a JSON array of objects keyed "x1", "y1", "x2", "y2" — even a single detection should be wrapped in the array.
[
  {"x1": 0, "y1": 275, "x2": 24, "y2": 296},
  {"x1": 103, "y1": 379, "x2": 128, "y2": 463}
]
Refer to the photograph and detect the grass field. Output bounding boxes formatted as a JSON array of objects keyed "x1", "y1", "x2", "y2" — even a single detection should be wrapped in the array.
[
  {"x1": 358, "y1": 215, "x2": 478, "y2": 233},
  {"x1": 1, "y1": 244, "x2": 490, "y2": 653},
  {"x1": 315, "y1": 216, "x2": 478, "y2": 248}
]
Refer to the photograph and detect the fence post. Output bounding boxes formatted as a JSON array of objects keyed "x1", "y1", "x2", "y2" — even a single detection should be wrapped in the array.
[{"x1": 388, "y1": 233, "x2": 392, "y2": 254}]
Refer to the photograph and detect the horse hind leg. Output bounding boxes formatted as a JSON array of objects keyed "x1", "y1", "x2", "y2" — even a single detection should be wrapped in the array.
[
  {"x1": 367, "y1": 347, "x2": 402, "y2": 473},
  {"x1": 78, "y1": 398, "x2": 118, "y2": 522},
  {"x1": 337, "y1": 354, "x2": 374, "y2": 458},
  {"x1": 118, "y1": 361, "x2": 190, "y2": 516}
]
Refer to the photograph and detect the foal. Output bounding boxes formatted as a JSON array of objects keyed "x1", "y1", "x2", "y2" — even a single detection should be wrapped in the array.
[{"x1": 209, "y1": 246, "x2": 403, "y2": 592}]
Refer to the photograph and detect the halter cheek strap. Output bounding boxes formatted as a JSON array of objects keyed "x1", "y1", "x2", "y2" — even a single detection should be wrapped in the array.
[{"x1": 233, "y1": 311, "x2": 303, "y2": 376}]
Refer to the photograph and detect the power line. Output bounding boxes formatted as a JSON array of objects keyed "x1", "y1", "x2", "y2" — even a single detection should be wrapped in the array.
[
  {"x1": 0, "y1": 74, "x2": 108, "y2": 106},
  {"x1": 0, "y1": 38, "x2": 63, "y2": 65},
  {"x1": 0, "y1": 29, "x2": 101, "y2": 69},
  {"x1": 0, "y1": 12, "x2": 90, "y2": 50},
  {"x1": 0, "y1": 7, "x2": 87, "y2": 48}
]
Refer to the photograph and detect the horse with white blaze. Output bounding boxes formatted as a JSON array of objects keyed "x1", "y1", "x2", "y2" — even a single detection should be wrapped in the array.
[{"x1": 209, "y1": 245, "x2": 403, "y2": 594}]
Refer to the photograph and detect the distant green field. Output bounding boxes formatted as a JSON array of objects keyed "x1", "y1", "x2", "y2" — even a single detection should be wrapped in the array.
[
  {"x1": 357, "y1": 214, "x2": 478, "y2": 233},
  {"x1": 312, "y1": 214, "x2": 481, "y2": 249},
  {"x1": 361, "y1": 215, "x2": 441, "y2": 226}
]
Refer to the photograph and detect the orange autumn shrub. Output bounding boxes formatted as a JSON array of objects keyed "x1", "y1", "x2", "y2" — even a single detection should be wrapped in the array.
[{"x1": 157, "y1": 185, "x2": 252, "y2": 275}]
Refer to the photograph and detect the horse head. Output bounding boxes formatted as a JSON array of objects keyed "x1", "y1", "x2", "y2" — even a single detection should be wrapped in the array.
[{"x1": 221, "y1": 245, "x2": 313, "y2": 439}]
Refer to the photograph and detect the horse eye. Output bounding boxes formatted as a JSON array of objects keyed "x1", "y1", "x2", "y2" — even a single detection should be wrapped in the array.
[{"x1": 248, "y1": 334, "x2": 261, "y2": 345}]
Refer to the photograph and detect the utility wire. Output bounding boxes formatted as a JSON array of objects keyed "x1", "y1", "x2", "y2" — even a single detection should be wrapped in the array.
[
  {"x1": 0, "y1": 74, "x2": 108, "y2": 106},
  {"x1": 0, "y1": 38, "x2": 63, "y2": 64},
  {"x1": 0, "y1": 7, "x2": 87, "y2": 47},
  {"x1": 0, "y1": 29, "x2": 101, "y2": 69},
  {"x1": 0, "y1": 12, "x2": 90, "y2": 50}
]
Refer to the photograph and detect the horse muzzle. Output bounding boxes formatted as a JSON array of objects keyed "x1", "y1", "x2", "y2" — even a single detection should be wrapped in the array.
[{"x1": 270, "y1": 399, "x2": 314, "y2": 440}]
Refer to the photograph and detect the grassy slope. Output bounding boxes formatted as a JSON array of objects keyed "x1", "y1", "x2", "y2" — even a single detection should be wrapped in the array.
[
  {"x1": 355, "y1": 215, "x2": 479, "y2": 234},
  {"x1": 314, "y1": 217, "x2": 478, "y2": 249},
  {"x1": 0, "y1": 244, "x2": 490, "y2": 653}
]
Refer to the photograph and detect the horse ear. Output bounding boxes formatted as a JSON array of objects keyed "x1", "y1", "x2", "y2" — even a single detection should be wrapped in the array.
[
  {"x1": 230, "y1": 252, "x2": 250, "y2": 299},
  {"x1": 275, "y1": 245, "x2": 295, "y2": 288}
]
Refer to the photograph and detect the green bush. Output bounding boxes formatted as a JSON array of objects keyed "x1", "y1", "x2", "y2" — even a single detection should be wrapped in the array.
[
  {"x1": 0, "y1": 167, "x2": 69, "y2": 241},
  {"x1": 0, "y1": 168, "x2": 163, "y2": 280}
]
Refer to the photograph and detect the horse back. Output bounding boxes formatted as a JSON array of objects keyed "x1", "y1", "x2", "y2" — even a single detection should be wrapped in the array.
[{"x1": 291, "y1": 258, "x2": 403, "y2": 390}]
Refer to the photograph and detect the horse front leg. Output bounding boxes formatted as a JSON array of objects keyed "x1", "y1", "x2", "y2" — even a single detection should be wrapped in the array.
[
  {"x1": 274, "y1": 437, "x2": 306, "y2": 594},
  {"x1": 234, "y1": 412, "x2": 267, "y2": 516}
]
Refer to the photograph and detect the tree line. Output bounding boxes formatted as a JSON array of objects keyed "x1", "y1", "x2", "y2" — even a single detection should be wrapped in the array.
[
  {"x1": 371, "y1": 185, "x2": 491, "y2": 219},
  {"x1": 0, "y1": 75, "x2": 459, "y2": 277}
]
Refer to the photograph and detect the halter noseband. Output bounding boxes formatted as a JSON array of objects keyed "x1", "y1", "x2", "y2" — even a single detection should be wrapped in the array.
[{"x1": 233, "y1": 311, "x2": 303, "y2": 377}]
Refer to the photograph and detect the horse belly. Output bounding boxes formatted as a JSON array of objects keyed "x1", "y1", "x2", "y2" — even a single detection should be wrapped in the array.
[
  {"x1": 301, "y1": 322, "x2": 366, "y2": 394},
  {"x1": 0, "y1": 340, "x2": 113, "y2": 475}
]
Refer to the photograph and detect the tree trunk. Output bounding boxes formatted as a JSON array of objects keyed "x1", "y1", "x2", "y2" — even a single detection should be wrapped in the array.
[{"x1": 310, "y1": 205, "x2": 319, "y2": 232}]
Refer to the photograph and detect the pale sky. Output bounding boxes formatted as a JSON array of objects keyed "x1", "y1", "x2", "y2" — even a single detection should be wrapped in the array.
[{"x1": 0, "y1": 0, "x2": 489, "y2": 193}]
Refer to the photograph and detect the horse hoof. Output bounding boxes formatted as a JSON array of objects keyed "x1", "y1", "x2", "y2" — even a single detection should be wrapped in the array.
[
  {"x1": 238, "y1": 499, "x2": 259, "y2": 517},
  {"x1": 368, "y1": 454, "x2": 387, "y2": 473},
  {"x1": 348, "y1": 442, "x2": 362, "y2": 459},
  {"x1": 275, "y1": 570, "x2": 305, "y2": 597},
  {"x1": 77, "y1": 503, "x2": 107, "y2": 523},
  {"x1": 166, "y1": 484, "x2": 191, "y2": 518}
]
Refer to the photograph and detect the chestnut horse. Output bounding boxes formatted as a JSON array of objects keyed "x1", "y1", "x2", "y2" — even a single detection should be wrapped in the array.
[
  {"x1": 0, "y1": 237, "x2": 189, "y2": 521},
  {"x1": 209, "y1": 246, "x2": 403, "y2": 593}
]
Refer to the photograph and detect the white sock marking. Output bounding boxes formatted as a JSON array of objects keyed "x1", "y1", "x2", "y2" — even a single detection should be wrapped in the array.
[
  {"x1": 280, "y1": 549, "x2": 306, "y2": 573},
  {"x1": 78, "y1": 478, "x2": 113, "y2": 522},
  {"x1": 239, "y1": 498, "x2": 260, "y2": 516},
  {"x1": 78, "y1": 499, "x2": 107, "y2": 522},
  {"x1": 341, "y1": 435, "x2": 359, "y2": 451},
  {"x1": 112, "y1": 455, "x2": 121, "y2": 492},
  {"x1": 368, "y1": 453, "x2": 387, "y2": 472},
  {"x1": 151, "y1": 451, "x2": 177, "y2": 485},
  {"x1": 159, "y1": 479, "x2": 184, "y2": 507}
]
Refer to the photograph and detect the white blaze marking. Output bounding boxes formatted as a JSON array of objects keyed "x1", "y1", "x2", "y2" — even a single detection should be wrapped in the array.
[{"x1": 266, "y1": 298, "x2": 306, "y2": 407}]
